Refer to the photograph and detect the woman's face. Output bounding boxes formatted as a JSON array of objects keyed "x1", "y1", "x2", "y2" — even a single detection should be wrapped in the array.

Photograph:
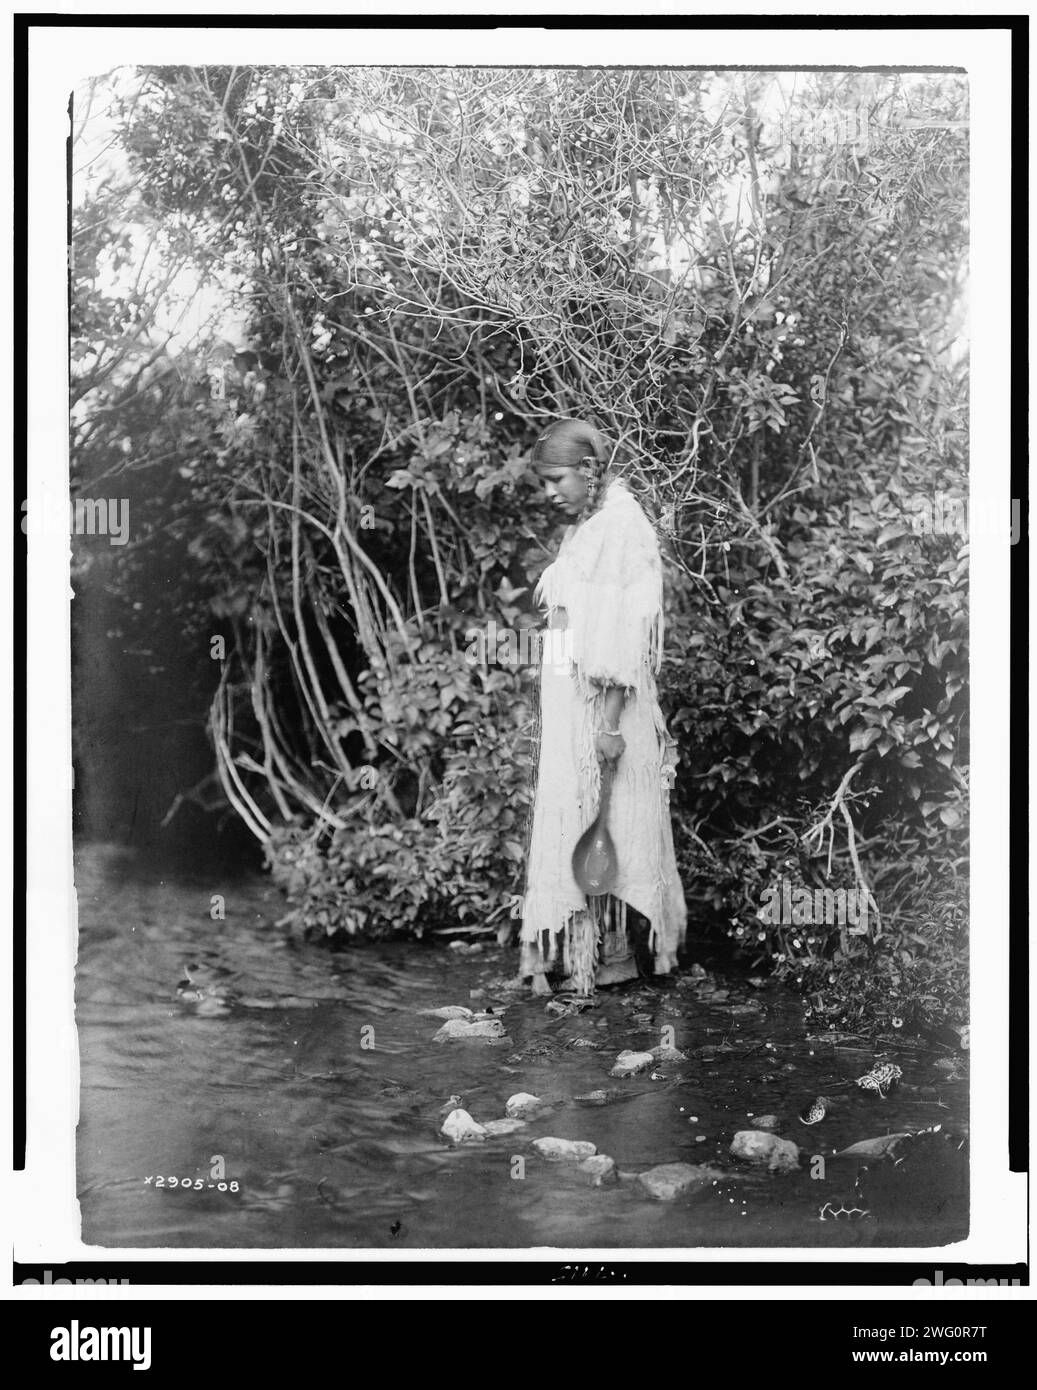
[{"x1": 539, "y1": 465, "x2": 590, "y2": 515}]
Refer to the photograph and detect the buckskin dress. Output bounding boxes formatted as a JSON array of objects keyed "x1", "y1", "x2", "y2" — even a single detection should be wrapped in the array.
[{"x1": 520, "y1": 478, "x2": 687, "y2": 990}]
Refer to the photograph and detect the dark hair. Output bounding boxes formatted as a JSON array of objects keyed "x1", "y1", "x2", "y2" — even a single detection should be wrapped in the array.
[{"x1": 531, "y1": 417, "x2": 607, "y2": 472}]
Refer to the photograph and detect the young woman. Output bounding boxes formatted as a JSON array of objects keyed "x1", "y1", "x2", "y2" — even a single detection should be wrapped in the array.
[{"x1": 520, "y1": 417, "x2": 686, "y2": 995}]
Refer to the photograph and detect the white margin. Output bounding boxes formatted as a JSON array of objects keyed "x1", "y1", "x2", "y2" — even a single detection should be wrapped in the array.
[{"x1": 7, "y1": 10, "x2": 1026, "y2": 1299}]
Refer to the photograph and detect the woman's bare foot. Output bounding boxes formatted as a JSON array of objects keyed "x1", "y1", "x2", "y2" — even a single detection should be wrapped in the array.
[
  {"x1": 594, "y1": 954, "x2": 639, "y2": 987},
  {"x1": 596, "y1": 918, "x2": 639, "y2": 986}
]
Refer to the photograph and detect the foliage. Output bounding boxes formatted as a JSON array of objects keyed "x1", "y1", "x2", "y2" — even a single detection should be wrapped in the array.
[
  {"x1": 72, "y1": 67, "x2": 970, "y2": 1031},
  {"x1": 263, "y1": 647, "x2": 533, "y2": 938}
]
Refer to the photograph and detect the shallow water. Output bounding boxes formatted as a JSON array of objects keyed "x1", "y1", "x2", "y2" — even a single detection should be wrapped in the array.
[{"x1": 75, "y1": 842, "x2": 968, "y2": 1249}]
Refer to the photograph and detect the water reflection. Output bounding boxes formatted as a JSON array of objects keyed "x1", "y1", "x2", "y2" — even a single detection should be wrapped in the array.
[{"x1": 75, "y1": 843, "x2": 968, "y2": 1249}]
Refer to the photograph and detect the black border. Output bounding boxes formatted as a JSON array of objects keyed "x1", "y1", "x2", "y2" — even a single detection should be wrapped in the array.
[
  {"x1": 15, "y1": 10, "x2": 1028, "y2": 1289},
  {"x1": 1007, "y1": 17, "x2": 1028, "y2": 1176},
  {"x1": 10, "y1": 1259, "x2": 1031, "y2": 1286},
  {"x1": 9, "y1": 1297, "x2": 1029, "y2": 1370},
  {"x1": 13, "y1": 10, "x2": 28, "y2": 1173}
]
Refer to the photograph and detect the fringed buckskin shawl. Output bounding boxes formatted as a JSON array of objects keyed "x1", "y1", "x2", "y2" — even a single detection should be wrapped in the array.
[{"x1": 521, "y1": 479, "x2": 687, "y2": 989}]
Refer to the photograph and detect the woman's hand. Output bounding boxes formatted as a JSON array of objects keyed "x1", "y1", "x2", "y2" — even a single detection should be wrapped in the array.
[
  {"x1": 595, "y1": 730, "x2": 626, "y2": 764},
  {"x1": 596, "y1": 683, "x2": 626, "y2": 764}
]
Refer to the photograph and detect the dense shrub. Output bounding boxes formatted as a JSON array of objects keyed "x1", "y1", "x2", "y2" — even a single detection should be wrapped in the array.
[
  {"x1": 264, "y1": 646, "x2": 533, "y2": 938},
  {"x1": 73, "y1": 67, "x2": 969, "y2": 1032}
]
